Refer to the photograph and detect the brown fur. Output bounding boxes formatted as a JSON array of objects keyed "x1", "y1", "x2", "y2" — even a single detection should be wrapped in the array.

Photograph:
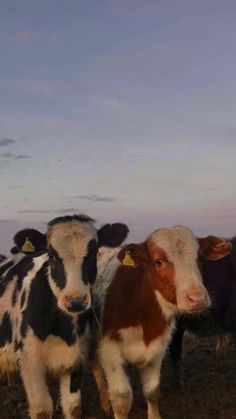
[
  {"x1": 36, "y1": 412, "x2": 51, "y2": 419},
  {"x1": 70, "y1": 405, "x2": 81, "y2": 418},
  {"x1": 147, "y1": 240, "x2": 177, "y2": 305},
  {"x1": 91, "y1": 361, "x2": 111, "y2": 415},
  {"x1": 103, "y1": 242, "x2": 175, "y2": 346}
]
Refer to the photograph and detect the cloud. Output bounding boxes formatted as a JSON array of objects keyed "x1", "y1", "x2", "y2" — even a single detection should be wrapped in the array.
[
  {"x1": 0, "y1": 152, "x2": 15, "y2": 158},
  {"x1": 72, "y1": 194, "x2": 115, "y2": 203},
  {"x1": 18, "y1": 208, "x2": 79, "y2": 214},
  {"x1": 0, "y1": 139, "x2": 15, "y2": 146},
  {"x1": 0, "y1": 151, "x2": 30, "y2": 161},
  {"x1": 15, "y1": 32, "x2": 42, "y2": 43},
  {"x1": 15, "y1": 155, "x2": 30, "y2": 160}
]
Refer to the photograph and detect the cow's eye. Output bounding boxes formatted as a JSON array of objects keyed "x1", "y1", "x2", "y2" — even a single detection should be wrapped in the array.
[{"x1": 155, "y1": 259, "x2": 164, "y2": 267}]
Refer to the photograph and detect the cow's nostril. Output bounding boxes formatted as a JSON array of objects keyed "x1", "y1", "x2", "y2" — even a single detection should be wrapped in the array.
[
  {"x1": 187, "y1": 291, "x2": 207, "y2": 303},
  {"x1": 185, "y1": 290, "x2": 209, "y2": 311},
  {"x1": 65, "y1": 295, "x2": 88, "y2": 313}
]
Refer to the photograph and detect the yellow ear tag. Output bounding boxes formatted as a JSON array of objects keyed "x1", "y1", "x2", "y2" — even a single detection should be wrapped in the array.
[
  {"x1": 22, "y1": 237, "x2": 35, "y2": 253},
  {"x1": 122, "y1": 250, "x2": 135, "y2": 266}
]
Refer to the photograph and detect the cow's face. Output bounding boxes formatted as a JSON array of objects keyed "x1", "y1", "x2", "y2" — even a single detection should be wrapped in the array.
[
  {"x1": 48, "y1": 220, "x2": 97, "y2": 314},
  {"x1": 47, "y1": 216, "x2": 129, "y2": 315},
  {"x1": 147, "y1": 226, "x2": 211, "y2": 312},
  {"x1": 118, "y1": 226, "x2": 211, "y2": 314}
]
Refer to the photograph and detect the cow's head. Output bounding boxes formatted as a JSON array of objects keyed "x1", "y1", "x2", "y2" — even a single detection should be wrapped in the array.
[
  {"x1": 47, "y1": 215, "x2": 129, "y2": 315},
  {"x1": 118, "y1": 226, "x2": 213, "y2": 314},
  {"x1": 13, "y1": 228, "x2": 47, "y2": 255}
]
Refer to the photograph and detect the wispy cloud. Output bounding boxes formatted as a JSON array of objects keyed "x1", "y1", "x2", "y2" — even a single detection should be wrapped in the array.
[
  {"x1": 15, "y1": 31, "x2": 42, "y2": 43},
  {"x1": 72, "y1": 194, "x2": 115, "y2": 203},
  {"x1": 0, "y1": 152, "x2": 15, "y2": 158},
  {"x1": 15, "y1": 155, "x2": 30, "y2": 160},
  {"x1": 0, "y1": 139, "x2": 15, "y2": 147},
  {"x1": 18, "y1": 208, "x2": 79, "y2": 214},
  {"x1": 0, "y1": 152, "x2": 30, "y2": 160}
]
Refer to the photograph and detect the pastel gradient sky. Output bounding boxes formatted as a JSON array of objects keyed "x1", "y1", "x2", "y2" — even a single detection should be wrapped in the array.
[{"x1": 0, "y1": 0, "x2": 236, "y2": 252}]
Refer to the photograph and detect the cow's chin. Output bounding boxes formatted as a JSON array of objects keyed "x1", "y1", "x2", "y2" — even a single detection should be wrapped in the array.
[{"x1": 180, "y1": 306, "x2": 209, "y2": 315}]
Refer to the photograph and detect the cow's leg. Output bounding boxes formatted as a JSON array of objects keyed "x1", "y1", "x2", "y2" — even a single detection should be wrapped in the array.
[
  {"x1": 20, "y1": 357, "x2": 53, "y2": 419},
  {"x1": 216, "y1": 334, "x2": 232, "y2": 358},
  {"x1": 59, "y1": 366, "x2": 83, "y2": 419},
  {"x1": 139, "y1": 359, "x2": 162, "y2": 419},
  {"x1": 100, "y1": 340, "x2": 132, "y2": 419},
  {"x1": 91, "y1": 360, "x2": 112, "y2": 415},
  {"x1": 168, "y1": 323, "x2": 185, "y2": 384}
]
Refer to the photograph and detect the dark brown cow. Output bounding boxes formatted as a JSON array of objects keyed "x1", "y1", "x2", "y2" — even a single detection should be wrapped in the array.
[{"x1": 169, "y1": 235, "x2": 234, "y2": 378}]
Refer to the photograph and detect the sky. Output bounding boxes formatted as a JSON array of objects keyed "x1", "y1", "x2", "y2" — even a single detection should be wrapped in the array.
[{"x1": 0, "y1": 0, "x2": 236, "y2": 253}]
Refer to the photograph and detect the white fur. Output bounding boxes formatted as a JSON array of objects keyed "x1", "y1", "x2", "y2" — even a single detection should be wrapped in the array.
[{"x1": 60, "y1": 372, "x2": 81, "y2": 419}]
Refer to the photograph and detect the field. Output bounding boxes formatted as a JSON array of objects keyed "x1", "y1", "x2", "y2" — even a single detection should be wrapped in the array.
[{"x1": 0, "y1": 336, "x2": 235, "y2": 419}]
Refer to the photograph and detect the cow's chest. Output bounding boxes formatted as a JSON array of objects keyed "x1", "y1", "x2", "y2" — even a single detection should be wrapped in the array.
[
  {"x1": 119, "y1": 322, "x2": 175, "y2": 367},
  {"x1": 39, "y1": 327, "x2": 91, "y2": 373}
]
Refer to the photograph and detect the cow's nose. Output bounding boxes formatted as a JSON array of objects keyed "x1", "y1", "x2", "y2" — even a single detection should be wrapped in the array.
[
  {"x1": 186, "y1": 290, "x2": 209, "y2": 311},
  {"x1": 65, "y1": 295, "x2": 88, "y2": 313}
]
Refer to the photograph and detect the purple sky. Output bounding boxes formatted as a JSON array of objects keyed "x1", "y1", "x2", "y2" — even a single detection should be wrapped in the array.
[{"x1": 0, "y1": 0, "x2": 236, "y2": 253}]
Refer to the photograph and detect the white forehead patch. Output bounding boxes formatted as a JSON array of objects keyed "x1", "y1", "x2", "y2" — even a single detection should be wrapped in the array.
[
  {"x1": 149, "y1": 226, "x2": 199, "y2": 263},
  {"x1": 48, "y1": 221, "x2": 97, "y2": 261}
]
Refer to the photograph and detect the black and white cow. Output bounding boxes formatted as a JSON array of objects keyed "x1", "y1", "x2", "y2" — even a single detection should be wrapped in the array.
[
  {"x1": 0, "y1": 228, "x2": 48, "y2": 385},
  {"x1": 0, "y1": 215, "x2": 129, "y2": 419}
]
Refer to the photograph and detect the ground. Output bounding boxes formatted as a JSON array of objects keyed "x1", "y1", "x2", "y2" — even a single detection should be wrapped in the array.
[{"x1": 0, "y1": 336, "x2": 235, "y2": 419}]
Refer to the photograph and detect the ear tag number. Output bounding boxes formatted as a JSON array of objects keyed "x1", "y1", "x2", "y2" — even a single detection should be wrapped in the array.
[
  {"x1": 22, "y1": 237, "x2": 35, "y2": 253},
  {"x1": 122, "y1": 250, "x2": 135, "y2": 266}
]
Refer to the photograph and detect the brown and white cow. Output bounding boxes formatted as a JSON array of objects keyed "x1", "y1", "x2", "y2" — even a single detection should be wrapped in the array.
[{"x1": 95, "y1": 226, "x2": 212, "y2": 419}]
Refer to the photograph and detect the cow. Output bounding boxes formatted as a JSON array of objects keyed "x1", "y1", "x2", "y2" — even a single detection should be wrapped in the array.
[
  {"x1": 93, "y1": 226, "x2": 215, "y2": 419},
  {"x1": 0, "y1": 214, "x2": 129, "y2": 419},
  {"x1": 0, "y1": 228, "x2": 48, "y2": 386},
  {"x1": 168, "y1": 235, "x2": 235, "y2": 380}
]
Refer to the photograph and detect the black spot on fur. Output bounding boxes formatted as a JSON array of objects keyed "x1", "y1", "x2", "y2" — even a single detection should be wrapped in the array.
[
  {"x1": 48, "y1": 214, "x2": 95, "y2": 227},
  {"x1": 9, "y1": 257, "x2": 34, "y2": 306},
  {"x1": 49, "y1": 247, "x2": 66, "y2": 290},
  {"x1": 0, "y1": 260, "x2": 14, "y2": 277},
  {"x1": 21, "y1": 261, "x2": 76, "y2": 345},
  {"x1": 20, "y1": 290, "x2": 26, "y2": 309},
  {"x1": 0, "y1": 313, "x2": 12, "y2": 347},
  {"x1": 70, "y1": 363, "x2": 84, "y2": 393},
  {"x1": 97, "y1": 223, "x2": 129, "y2": 247},
  {"x1": 77, "y1": 308, "x2": 93, "y2": 336},
  {"x1": 82, "y1": 239, "x2": 98, "y2": 285},
  {"x1": 14, "y1": 340, "x2": 23, "y2": 352}
]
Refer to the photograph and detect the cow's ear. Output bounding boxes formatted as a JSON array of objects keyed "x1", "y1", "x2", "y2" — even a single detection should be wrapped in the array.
[
  {"x1": 14, "y1": 229, "x2": 47, "y2": 254},
  {"x1": 117, "y1": 243, "x2": 148, "y2": 267},
  {"x1": 97, "y1": 223, "x2": 129, "y2": 247},
  {"x1": 198, "y1": 236, "x2": 232, "y2": 260}
]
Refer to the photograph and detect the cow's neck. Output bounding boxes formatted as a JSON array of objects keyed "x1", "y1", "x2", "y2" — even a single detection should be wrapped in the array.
[{"x1": 103, "y1": 266, "x2": 172, "y2": 346}]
